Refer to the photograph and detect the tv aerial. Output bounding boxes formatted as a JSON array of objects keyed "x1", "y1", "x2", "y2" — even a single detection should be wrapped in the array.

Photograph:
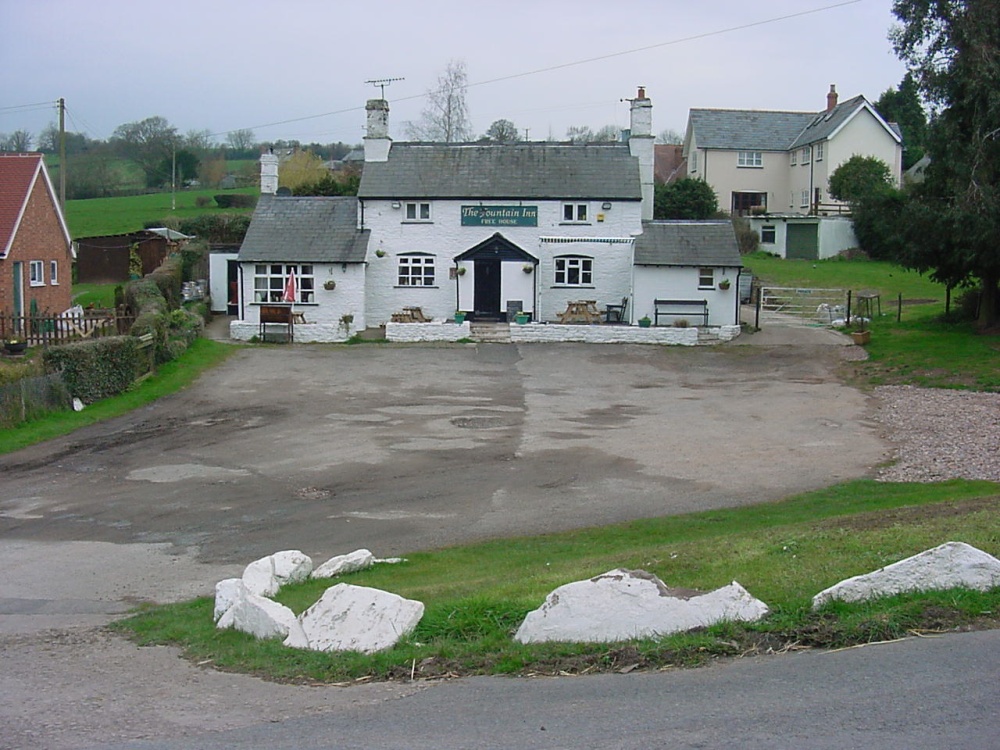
[{"x1": 365, "y1": 77, "x2": 405, "y2": 99}]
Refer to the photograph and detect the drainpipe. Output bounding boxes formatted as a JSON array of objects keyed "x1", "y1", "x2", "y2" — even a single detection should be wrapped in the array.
[
  {"x1": 359, "y1": 198, "x2": 365, "y2": 231},
  {"x1": 238, "y1": 263, "x2": 244, "y2": 321},
  {"x1": 734, "y1": 266, "x2": 742, "y2": 326}
]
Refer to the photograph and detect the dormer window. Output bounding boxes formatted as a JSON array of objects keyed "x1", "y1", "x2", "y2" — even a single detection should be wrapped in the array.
[{"x1": 404, "y1": 201, "x2": 431, "y2": 222}]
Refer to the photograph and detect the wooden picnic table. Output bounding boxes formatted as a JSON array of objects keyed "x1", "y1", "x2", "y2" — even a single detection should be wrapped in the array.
[{"x1": 557, "y1": 300, "x2": 602, "y2": 324}]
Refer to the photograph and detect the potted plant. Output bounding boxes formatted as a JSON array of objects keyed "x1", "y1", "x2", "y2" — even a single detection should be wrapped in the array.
[
  {"x1": 323, "y1": 279, "x2": 337, "y2": 291},
  {"x1": 375, "y1": 249, "x2": 386, "y2": 258},
  {"x1": 718, "y1": 278, "x2": 731, "y2": 290},
  {"x1": 454, "y1": 311, "x2": 467, "y2": 324},
  {"x1": 850, "y1": 320, "x2": 871, "y2": 345},
  {"x1": 522, "y1": 264, "x2": 534, "y2": 274},
  {"x1": 456, "y1": 266, "x2": 467, "y2": 276},
  {"x1": 638, "y1": 316, "x2": 652, "y2": 328},
  {"x1": 514, "y1": 311, "x2": 530, "y2": 324},
  {"x1": 3, "y1": 337, "x2": 27, "y2": 355}
]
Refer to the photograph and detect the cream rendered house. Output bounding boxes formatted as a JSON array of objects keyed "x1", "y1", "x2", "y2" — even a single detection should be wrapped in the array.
[{"x1": 683, "y1": 86, "x2": 902, "y2": 216}]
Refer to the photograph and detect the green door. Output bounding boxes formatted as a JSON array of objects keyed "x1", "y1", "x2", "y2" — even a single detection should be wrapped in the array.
[
  {"x1": 786, "y1": 224, "x2": 819, "y2": 260},
  {"x1": 12, "y1": 261, "x2": 23, "y2": 317}
]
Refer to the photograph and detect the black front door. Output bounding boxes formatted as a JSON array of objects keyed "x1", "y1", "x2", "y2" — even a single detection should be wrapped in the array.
[{"x1": 474, "y1": 260, "x2": 501, "y2": 319}]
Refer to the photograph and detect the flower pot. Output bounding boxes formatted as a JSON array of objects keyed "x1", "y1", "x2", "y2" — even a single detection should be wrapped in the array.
[
  {"x1": 638, "y1": 318, "x2": 651, "y2": 328},
  {"x1": 514, "y1": 313, "x2": 530, "y2": 325},
  {"x1": 4, "y1": 341, "x2": 27, "y2": 355},
  {"x1": 454, "y1": 312, "x2": 467, "y2": 324},
  {"x1": 718, "y1": 282, "x2": 730, "y2": 290},
  {"x1": 323, "y1": 280, "x2": 337, "y2": 291},
  {"x1": 851, "y1": 330, "x2": 871, "y2": 345}
]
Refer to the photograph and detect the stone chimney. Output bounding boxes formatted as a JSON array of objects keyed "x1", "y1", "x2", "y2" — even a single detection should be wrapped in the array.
[
  {"x1": 364, "y1": 99, "x2": 391, "y2": 162},
  {"x1": 628, "y1": 86, "x2": 655, "y2": 221},
  {"x1": 827, "y1": 84, "x2": 839, "y2": 112},
  {"x1": 260, "y1": 149, "x2": 278, "y2": 195}
]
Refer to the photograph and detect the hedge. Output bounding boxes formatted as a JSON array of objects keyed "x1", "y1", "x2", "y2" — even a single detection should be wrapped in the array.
[{"x1": 43, "y1": 337, "x2": 141, "y2": 404}]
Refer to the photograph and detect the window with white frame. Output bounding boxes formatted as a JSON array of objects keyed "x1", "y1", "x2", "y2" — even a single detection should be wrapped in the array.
[
  {"x1": 404, "y1": 201, "x2": 431, "y2": 222},
  {"x1": 554, "y1": 255, "x2": 593, "y2": 286},
  {"x1": 737, "y1": 151, "x2": 763, "y2": 168},
  {"x1": 397, "y1": 254, "x2": 435, "y2": 286},
  {"x1": 562, "y1": 203, "x2": 588, "y2": 222},
  {"x1": 253, "y1": 263, "x2": 315, "y2": 303},
  {"x1": 50, "y1": 260, "x2": 59, "y2": 284},
  {"x1": 801, "y1": 189, "x2": 810, "y2": 207},
  {"x1": 790, "y1": 150, "x2": 797, "y2": 166},
  {"x1": 698, "y1": 267, "x2": 715, "y2": 289},
  {"x1": 690, "y1": 151, "x2": 698, "y2": 173},
  {"x1": 800, "y1": 146, "x2": 811, "y2": 164},
  {"x1": 815, "y1": 142, "x2": 824, "y2": 161},
  {"x1": 29, "y1": 260, "x2": 44, "y2": 286},
  {"x1": 761, "y1": 225, "x2": 776, "y2": 244}
]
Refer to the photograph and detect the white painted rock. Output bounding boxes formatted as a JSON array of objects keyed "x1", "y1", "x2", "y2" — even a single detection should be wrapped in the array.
[
  {"x1": 217, "y1": 592, "x2": 305, "y2": 643},
  {"x1": 213, "y1": 578, "x2": 247, "y2": 622},
  {"x1": 242, "y1": 550, "x2": 313, "y2": 597},
  {"x1": 271, "y1": 550, "x2": 313, "y2": 586},
  {"x1": 514, "y1": 569, "x2": 770, "y2": 644},
  {"x1": 286, "y1": 583, "x2": 424, "y2": 654},
  {"x1": 311, "y1": 549, "x2": 375, "y2": 579},
  {"x1": 812, "y1": 541, "x2": 1000, "y2": 609}
]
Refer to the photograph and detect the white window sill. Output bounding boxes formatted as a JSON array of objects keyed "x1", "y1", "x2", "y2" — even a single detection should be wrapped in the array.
[
  {"x1": 251, "y1": 301, "x2": 319, "y2": 306},
  {"x1": 29, "y1": 282, "x2": 45, "y2": 287},
  {"x1": 559, "y1": 222, "x2": 592, "y2": 226},
  {"x1": 394, "y1": 285, "x2": 439, "y2": 289},
  {"x1": 401, "y1": 220, "x2": 433, "y2": 225},
  {"x1": 550, "y1": 285, "x2": 595, "y2": 289},
  {"x1": 737, "y1": 165, "x2": 764, "y2": 169}
]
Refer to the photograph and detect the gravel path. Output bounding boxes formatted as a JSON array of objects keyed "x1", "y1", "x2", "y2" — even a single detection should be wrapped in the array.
[{"x1": 875, "y1": 385, "x2": 1000, "y2": 483}]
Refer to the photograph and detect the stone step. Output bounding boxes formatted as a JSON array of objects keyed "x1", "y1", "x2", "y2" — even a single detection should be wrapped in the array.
[{"x1": 469, "y1": 322, "x2": 512, "y2": 343}]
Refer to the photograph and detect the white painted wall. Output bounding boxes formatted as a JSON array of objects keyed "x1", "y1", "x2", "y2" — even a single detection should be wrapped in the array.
[
  {"x1": 361, "y1": 198, "x2": 643, "y2": 325},
  {"x1": 748, "y1": 216, "x2": 858, "y2": 260},
  {"x1": 633, "y1": 265, "x2": 741, "y2": 326},
  {"x1": 236, "y1": 261, "x2": 367, "y2": 339},
  {"x1": 208, "y1": 252, "x2": 238, "y2": 313},
  {"x1": 698, "y1": 149, "x2": 790, "y2": 214}
]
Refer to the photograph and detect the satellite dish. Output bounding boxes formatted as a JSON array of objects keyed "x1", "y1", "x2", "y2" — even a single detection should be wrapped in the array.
[{"x1": 276, "y1": 187, "x2": 292, "y2": 197}]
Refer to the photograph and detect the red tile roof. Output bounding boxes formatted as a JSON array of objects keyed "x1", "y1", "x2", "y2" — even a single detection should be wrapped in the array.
[{"x1": 0, "y1": 153, "x2": 70, "y2": 257}]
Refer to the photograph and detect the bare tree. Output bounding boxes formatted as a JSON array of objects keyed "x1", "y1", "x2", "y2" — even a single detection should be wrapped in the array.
[
  {"x1": 3, "y1": 129, "x2": 33, "y2": 152},
  {"x1": 656, "y1": 128, "x2": 684, "y2": 145},
  {"x1": 483, "y1": 119, "x2": 521, "y2": 143},
  {"x1": 565, "y1": 124, "x2": 620, "y2": 144},
  {"x1": 406, "y1": 59, "x2": 474, "y2": 142},
  {"x1": 226, "y1": 128, "x2": 256, "y2": 152}
]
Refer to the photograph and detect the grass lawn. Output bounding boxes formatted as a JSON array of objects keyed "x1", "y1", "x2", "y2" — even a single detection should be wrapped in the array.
[
  {"x1": 116, "y1": 478, "x2": 1000, "y2": 683},
  {"x1": 64, "y1": 188, "x2": 257, "y2": 237},
  {"x1": 70, "y1": 283, "x2": 120, "y2": 308},
  {"x1": 743, "y1": 253, "x2": 1000, "y2": 391}
]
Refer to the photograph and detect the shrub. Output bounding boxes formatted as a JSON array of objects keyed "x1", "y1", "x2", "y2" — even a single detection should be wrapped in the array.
[
  {"x1": 214, "y1": 194, "x2": 257, "y2": 209},
  {"x1": 178, "y1": 213, "x2": 252, "y2": 243},
  {"x1": 732, "y1": 216, "x2": 759, "y2": 255},
  {"x1": 43, "y1": 337, "x2": 141, "y2": 404},
  {"x1": 168, "y1": 308, "x2": 204, "y2": 347},
  {"x1": 195, "y1": 196, "x2": 212, "y2": 208}
]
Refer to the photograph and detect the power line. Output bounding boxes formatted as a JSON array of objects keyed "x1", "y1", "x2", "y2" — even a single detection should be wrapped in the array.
[{"x1": 211, "y1": 0, "x2": 863, "y2": 140}]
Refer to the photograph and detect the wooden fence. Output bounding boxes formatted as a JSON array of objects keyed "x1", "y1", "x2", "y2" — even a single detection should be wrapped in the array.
[{"x1": 1, "y1": 308, "x2": 135, "y2": 348}]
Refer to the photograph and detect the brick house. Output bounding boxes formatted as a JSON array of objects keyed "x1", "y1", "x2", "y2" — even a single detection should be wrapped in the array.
[{"x1": 0, "y1": 153, "x2": 74, "y2": 317}]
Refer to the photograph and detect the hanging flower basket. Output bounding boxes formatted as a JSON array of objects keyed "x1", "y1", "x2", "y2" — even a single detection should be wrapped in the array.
[
  {"x1": 323, "y1": 279, "x2": 337, "y2": 291},
  {"x1": 456, "y1": 267, "x2": 467, "y2": 276},
  {"x1": 522, "y1": 264, "x2": 534, "y2": 274},
  {"x1": 718, "y1": 279, "x2": 731, "y2": 290}
]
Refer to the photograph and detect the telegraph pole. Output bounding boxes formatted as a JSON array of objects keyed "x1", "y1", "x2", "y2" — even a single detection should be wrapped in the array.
[{"x1": 58, "y1": 98, "x2": 66, "y2": 210}]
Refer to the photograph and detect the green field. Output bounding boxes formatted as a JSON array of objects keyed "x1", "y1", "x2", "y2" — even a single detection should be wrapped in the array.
[{"x1": 64, "y1": 188, "x2": 258, "y2": 237}]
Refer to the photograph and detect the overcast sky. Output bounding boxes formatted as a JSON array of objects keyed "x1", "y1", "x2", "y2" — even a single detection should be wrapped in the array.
[{"x1": 1, "y1": 0, "x2": 907, "y2": 148}]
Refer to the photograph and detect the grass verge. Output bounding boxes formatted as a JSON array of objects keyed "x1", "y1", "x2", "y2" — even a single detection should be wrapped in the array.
[
  {"x1": 0, "y1": 339, "x2": 237, "y2": 455},
  {"x1": 114, "y1": 479, "x2": 1000, "y2": 684}
]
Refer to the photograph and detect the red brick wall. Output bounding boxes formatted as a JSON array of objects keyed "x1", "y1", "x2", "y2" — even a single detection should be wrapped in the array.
[{"x1": 0, "y1": 176, "x2": 73, "y2": 314}]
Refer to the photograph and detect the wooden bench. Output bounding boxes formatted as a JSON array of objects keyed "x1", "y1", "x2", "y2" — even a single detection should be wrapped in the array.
[
  {"x1": 259, "y1": 304, "x2": 294, "y2": 342},
  {"x1": 653, "y1": 299, "x2": 709, "y2": 326}
]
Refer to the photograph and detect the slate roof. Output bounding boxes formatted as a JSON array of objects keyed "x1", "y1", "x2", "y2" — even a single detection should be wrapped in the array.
[
  {"x1": 358, "y1": 143, "x2": 641, "y2": 200},
  {"x1": 0, "y1": 153, "x2": 71, "y2": 258},
  {"x1": 633, "y1": 221, "x2": 742, "y2": 267},
  {"x1": 688, "y1": 109, "x2": 816, "y2": 151},
  {"x1": 237, "y1": 195, "x2": 369, "y2": 263},
  {"x1": 690, "y1": 94, "x2": 901, "y2": 152}
]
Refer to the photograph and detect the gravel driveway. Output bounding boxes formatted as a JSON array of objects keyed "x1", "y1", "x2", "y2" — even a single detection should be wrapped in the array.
[{"x1": 0, "y1": 328, "x2": 994, "y2": 749}]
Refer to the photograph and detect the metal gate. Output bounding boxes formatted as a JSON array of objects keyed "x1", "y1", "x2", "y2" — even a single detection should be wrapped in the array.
[{"x1": 756, "y1": 286, "x2": 850, "y2": 327}]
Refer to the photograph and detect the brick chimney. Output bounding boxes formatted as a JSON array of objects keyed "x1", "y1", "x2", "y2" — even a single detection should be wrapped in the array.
[
  {"x1": 628, "y1": 86, "x2": 654, "y2": 222},
  {"x1": 364, "y1": 99, "x2": 391, "y2": 162},
  {"x1": 827, "y1": 84, "x2": 839, "y2": 112}
]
